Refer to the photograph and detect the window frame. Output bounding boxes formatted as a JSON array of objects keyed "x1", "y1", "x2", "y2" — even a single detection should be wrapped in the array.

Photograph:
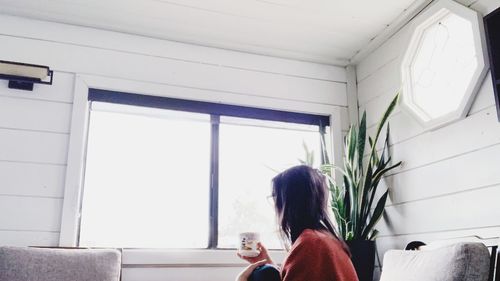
[
  {"x1": 59, "y1": 76, "x2": 345, "y2": 252},
  {"x1": 400, "y1": 0, "x2": 489, "y2": 130},
  {"x1": 87, "y1": 89, "x2": 329, "y2": 249}
]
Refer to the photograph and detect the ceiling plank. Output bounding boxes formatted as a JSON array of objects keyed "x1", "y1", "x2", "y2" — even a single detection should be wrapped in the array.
[{"x1": 349, "y1": 0, "x2": 435, "y2": 64}]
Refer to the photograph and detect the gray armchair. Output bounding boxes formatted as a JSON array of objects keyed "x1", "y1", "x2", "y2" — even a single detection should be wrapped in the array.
[
  {"x1": 379, "y1": 242, "x2": 491, "y2": 281},
  {"x1": 0, "y1": 247, "x2": 121, "y2": 281}
]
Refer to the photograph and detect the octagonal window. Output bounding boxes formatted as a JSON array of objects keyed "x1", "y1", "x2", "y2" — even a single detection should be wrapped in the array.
[{"x1": 401, "y1": 0, "x2": 488, "y2": 129}]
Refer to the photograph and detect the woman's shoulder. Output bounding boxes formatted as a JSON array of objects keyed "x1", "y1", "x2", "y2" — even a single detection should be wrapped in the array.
[
  {"x1": 293, "y1": 229, "x2": 347, "y2": 255},
  {"x1": 287, "y1": 230, "x2": 328, "y2": 253},
  {"x1": 296, "y1": 229, "x2": 335, "y2": 245}
]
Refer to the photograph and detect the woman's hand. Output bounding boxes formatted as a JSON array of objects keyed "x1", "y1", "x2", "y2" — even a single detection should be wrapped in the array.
[
  {"x1": 237, "y1": 242, "x2": 274, "y2": 265},
  {"x1": 235, "y1": 260, "x2": 267, "y2": 281}
]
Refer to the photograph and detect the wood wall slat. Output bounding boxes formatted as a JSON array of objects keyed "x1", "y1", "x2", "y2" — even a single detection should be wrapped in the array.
[
  {"x1": 384, "y1": 143, "x2": 500, "y2": 205},
  {"x1": 377, "y1": 184, "x2": 500, "y2": 236},
  {"x1": 0, "y1": 230, "x2": 59, "y2": 247},
  {"x1": 360, "y1": 71, "x2": 495, "y2": 129},
  {"x1": 0, "y1": 35, "x2": 347, "y2": 107},
  {"x1": 0, "y1": 15, "x2": 347, "y2": 82},
  {"x1": 0, "y1": 129, "x2": 69, "y2": 165},
  {"x1": 0, "y1": 196, "x2": 63, "y2": 232},
  {"x1": 0, "y1": 72, "x2": 74, "y2": 103},
  {"x1": 0, "y1": 96, "x2": 72, "y2": 133},
  {"x1": 0, "y1": 161, "x2": 66, "y2": 198}
]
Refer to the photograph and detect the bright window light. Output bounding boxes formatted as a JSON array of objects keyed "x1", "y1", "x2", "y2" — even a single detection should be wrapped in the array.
[
  {"x1": 410, "y1": 12, "x2": 477, "y2": 120},
  {"x1": 401, "y1": 0, "x2": 488, "y2": 130},
  {"x1": 79, "y1": 102, "x2": 211, "y2": 248},
  {"x1": 78, "y1": 97, "x2": 330, "y2": 249},
  {"x1": 218, "y1": 117, "x2": 327, "y2": 249}
]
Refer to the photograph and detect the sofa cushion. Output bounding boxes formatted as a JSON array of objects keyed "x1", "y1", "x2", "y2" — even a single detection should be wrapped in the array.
[
  {"x1": 380, "y1": 242, "x2": 490, "y2": 281},
  {"x1": 0, "y1": 247, "x2": 121, "y2": 281}
]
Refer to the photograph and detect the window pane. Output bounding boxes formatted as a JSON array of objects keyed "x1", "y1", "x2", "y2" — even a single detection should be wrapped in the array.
[
  {"x1": 218, "y1": 116, "x2": 327, "y2": 249},
  {"x1": 79, "y1": 102, "x2": 211, "y2": 248},
  {"x1": 410, "y1": 12, "x2": 477, "y2": 120}
]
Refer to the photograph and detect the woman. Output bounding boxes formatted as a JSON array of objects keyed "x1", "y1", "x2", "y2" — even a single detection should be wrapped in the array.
[{"x1": 236, "y1": 165, "x2": 358, "y2": 281}]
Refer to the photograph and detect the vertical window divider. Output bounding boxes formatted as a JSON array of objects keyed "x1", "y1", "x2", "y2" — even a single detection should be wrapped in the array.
[
  {"x1": 319, "y1": 123, "x2": 328, "y2": 165},
  {"x1": 208, "y1": 115, "x2": 220, "y2": 249}
]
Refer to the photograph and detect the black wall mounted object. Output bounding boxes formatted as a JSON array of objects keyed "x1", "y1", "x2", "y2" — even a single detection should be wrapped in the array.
[
  {"x1": 0, "y1": 60, "x2": 53, "y2": 91},
  {"x1": 484, "y1": 6, "x2": 500, "y2": 121}
]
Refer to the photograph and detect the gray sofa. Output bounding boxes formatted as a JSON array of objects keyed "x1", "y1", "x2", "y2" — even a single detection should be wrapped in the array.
[
  {"x1": 380, "y1": 242, "x2": 491, "y2": 281},
  {"x1": 0, "y1": 247, "x2": 121, "y2": 281}
]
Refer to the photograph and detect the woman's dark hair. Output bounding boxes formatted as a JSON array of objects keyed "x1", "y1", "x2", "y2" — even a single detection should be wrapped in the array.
[
  {"x1": 405, "y1": 241, "x2": 426, "y2": 250},
  {"x1": 272, "y1": 165, "x2": 349, "y2": 253}
]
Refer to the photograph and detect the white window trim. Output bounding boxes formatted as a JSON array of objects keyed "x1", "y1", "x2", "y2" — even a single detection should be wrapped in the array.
[
  {"x1": 400, "y1": 0, "x2": 489, "y2": 130},
  {"x1": 121, "y1": 248, "x2": 287, "y2": 267},
  {"x1": 59, "y1": 74, "x2": 346, "y2": 261}
]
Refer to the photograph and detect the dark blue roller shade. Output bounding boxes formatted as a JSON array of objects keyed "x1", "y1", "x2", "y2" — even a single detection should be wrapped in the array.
[{"x1": 88, "y1": 89, "x2": 330, "y2": 126}]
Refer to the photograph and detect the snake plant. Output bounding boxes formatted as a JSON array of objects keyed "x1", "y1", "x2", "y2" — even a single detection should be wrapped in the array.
[{"x1": 321, "y1": 93, "x2": 402, "y2": 241}]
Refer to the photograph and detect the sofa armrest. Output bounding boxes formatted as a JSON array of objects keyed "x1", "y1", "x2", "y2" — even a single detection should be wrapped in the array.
[{"x1": 380, "y1": 242, "x2": 490, "y2": 281}]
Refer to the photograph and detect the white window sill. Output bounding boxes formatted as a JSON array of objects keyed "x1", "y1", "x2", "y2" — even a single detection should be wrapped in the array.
[{"x1": 122, "y1": 248, "x2": 287, "y2": 267}]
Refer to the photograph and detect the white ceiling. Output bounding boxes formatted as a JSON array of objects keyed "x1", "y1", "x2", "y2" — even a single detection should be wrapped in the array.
[{"x1": 0, "y1": 0, "x2": 426, "y2": 65}]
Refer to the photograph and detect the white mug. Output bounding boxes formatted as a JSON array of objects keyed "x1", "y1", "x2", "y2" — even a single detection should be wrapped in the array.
[{"x1": 238, "y1": 232, "x2": 261, "y2": 257}]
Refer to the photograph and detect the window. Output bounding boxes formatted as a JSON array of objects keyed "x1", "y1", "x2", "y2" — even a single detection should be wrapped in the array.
[
  {"x1": 80, "y1": 103, "x2": 211, "y2": 248},
  {"x1": 218, "y1": 117, "x2": 328, "y2": 249},
  {"x1": 401, "y1": 0, "x2": 488, "y2": 130},
  {"x1": 78, "y1": 89, "x2": 331, "y2": 249}
]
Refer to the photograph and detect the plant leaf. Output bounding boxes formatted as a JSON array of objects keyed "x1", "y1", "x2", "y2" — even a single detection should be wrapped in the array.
[
  {"x1": 372, "y1": 161, "x2": 402, "y2": 184},
  {"x1": 358, "y1": 162, "x2": 373, "y2": 238},
  {"x1": 347, "y1": 126, "x2": 357, "y2": 164},
  {"x1": 368, "y1": 229, "x2": 379, "y2": 241},
  {"x1": 357, "y1": 112, "x2": 367, "y2": 169},
  {"x1": 368, "y1": 137, "x2": 380, "y2": 166},
  {"x1": 362, "y1": 190, "x2": 389, "y2": 239},
  {"x1": 373, "y1": 93, "x2": 399, "y2": 146},
  {"x1": 368, "y1": 93, "x2": 399, "y2": 167}
]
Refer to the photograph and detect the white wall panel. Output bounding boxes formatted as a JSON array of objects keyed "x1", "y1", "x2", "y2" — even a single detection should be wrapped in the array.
[
  {"x1": 0, "y1": 15, "x2": 346, "y2": 82},
  {"x1": 386, "y1": 106, "x2": 499, "y2": 173},
  {"x1": 356, "y1": 29, "x2": 410, "y2": 83},
  {"x1": 361, "y1": 70, "x2": 495, "y2": 130},
  {"x1": 0, "y1": 129, "x2": 69, "y2": 165},
  {"x1": 386, "y1": 143, "x2": 500, "y2": 205},
  {"x1": 0, "y1": 230, "x2": 59, "y2": 247},
  {"x1": 0, "y1": 96, "x2": 72, "y2": 133},
  {"x1": 355, "y1": 1, "x2": 500, "y2": 280},
  {"x1": 340, "y1": 107, "x2": 350, "y2": 130},
  {"x1": 377, "y1": 184, "x2": 500, "y2": 236},
  {"x1": 361, "y1": 72, "x2": 496, "y2": 159},
  {"x1": 0, "y1": 35, "x2": 347, "y2": 107},
  {"x1": 0, "y1": 72, "x2": 75, "y2": 103},
  {"x1": 0, "y1": 196, "x2": 62, "y2": 232},
  {"x1": 0, "y1": 162, "x2": 66, "y2": 198},
  {"x1": 357, "y1": 58, "x2": 401, "y2": 106}
]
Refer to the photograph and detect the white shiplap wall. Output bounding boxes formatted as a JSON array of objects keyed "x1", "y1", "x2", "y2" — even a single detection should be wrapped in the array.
[
  {"x1": 0, "y1": 76, "x2": 74, "y2": 246},
  {"x1": 0, "y1": 14, "x2": 349, "y2": 281},
  {"x1": 355, "y1": 0, "x2": 500, "y2": 279}
]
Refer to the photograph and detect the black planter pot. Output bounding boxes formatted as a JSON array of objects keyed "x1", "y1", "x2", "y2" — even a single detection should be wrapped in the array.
[{"x1": 347, "y1": 240, "x2": 375, "y2": 281}]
